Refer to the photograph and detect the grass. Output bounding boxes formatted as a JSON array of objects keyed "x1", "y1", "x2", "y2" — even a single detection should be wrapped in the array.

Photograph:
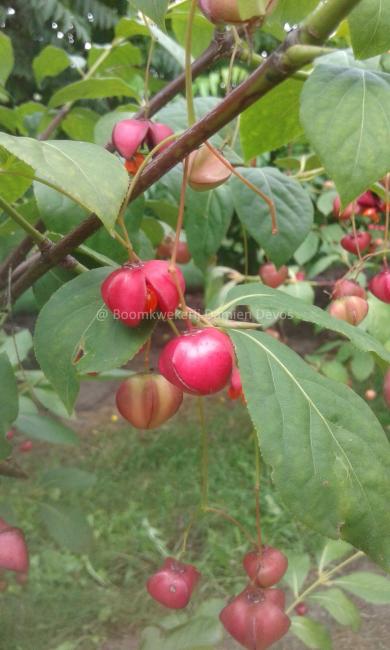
[{"x1": 0, "y1": 380, "x2": 387, "y2": 650}]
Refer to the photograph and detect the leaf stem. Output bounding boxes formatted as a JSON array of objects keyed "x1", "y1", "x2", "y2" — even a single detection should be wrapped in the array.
[{"x1": 0, "y1": 197, "x2": 47, "y2": 245}]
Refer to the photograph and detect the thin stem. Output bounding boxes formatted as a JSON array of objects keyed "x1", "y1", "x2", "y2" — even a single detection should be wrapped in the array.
[
  {"x1": 178, "y1": 510, "x2": 198, "y2": 558},
  {"x1": 253, "y1": 431, "x2": 262, "y2": 551},
  {"x1": 198, "y1": 397, "x2": 209, "y2": 510},
  {"x1": 169, "y1": 157, "x2": 191, "y2": 320},
  {"x1": 166, "y1": 318, "x2": 181, "y2": 337},
  {"x1": 141, "y1": 13, "x2": 156, "y2": 116},
  {"x1": 185, "y1": 0, "x2": 198, "y2": 126},
  {"x1": 0, "y1": 197, "x2": 47, "y2": 245},
  {"x1": 350, "y1": 213, "x2": 363, "y2": 262},
  {"x1": 286, "y1": 551, "x2": 364, "y2": 614},
  {"x1": 226, "y1": 30, "x2": 240, "y2": 94},
  {"x1": 242, "y1": 225, "x2": 249, "y2": 277},
  {"x1": 205, "y1": 507, "x2": 257, "y2": 546},
  {"x1": 205, "y1": 142, "x2": 278, "y2": 234}
]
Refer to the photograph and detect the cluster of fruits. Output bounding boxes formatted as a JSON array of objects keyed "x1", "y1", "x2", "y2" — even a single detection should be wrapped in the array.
[{"x1": 147, "y1": 546, "x2": 291, "y2": 649}]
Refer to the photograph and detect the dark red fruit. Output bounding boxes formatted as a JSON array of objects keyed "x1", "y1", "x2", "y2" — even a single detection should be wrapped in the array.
[
  {"x1": 328, "y1": 296, "x2": 369, "y2": 325},
  {"x1": 116, "y1": 373, "x2": 183, "y2": 429},
  {"x1": 295, "y1": 602, "x2": 308, "y2": 616},
  {"x1": 333, "y1": 196, "x2": 356, "y2": 220},
  {"x1": 159, "y1": 328, "x2": 233, "y2": 395},
  {"x1": 147, "y1": 557, "x2": 200, "y2": 609},
  {"x1": 259, "y1": 263, "x2": 288, "y2": 289},
  {"x1": 340, "y1": 232, "x2": 371, "y2": 255},
  {"x1": 357, "y1": 191, "x2": 380, "y2": 210},
  {"x1": 332, "y1": 279, "x2": 366, "y2": 299},
  {"x1": 220, "y1": 585, "x2": 291, "y2": 650},
  {"x1": 18, "y1": 440, "x2": 33, "y2": 453},
  {"x1": 384, "y1": 370, "x2": 390, "y2": 408},
  {"x1": 0, "y1": 518, "x2": 29, "y2": 573},
  {"x1": 157, "y1": 237, "x2": 192, "y2": 264},
  {"x1": 369, "y1": 268, "x2": 390, "y2": 303},
  {"x1": 243, "y1": 547, "x2": 288, "y2": 588},
  {"x1": 228, "y1": 367, "x2": 243, "y2": 401},
  {"x1": 101, "y1": 261, "x2": 185, "y2": 327},
  {"x1": 5, "y1": 430, "x2": 14, "y2": 441}
]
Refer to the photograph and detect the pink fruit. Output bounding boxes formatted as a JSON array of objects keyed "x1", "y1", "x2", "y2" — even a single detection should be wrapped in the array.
[
  {"x1": 295, "y1": 602, "x2": 308, "y2": 616},
  {"x1": 5, "y1": 430, "x2": 14, "y2": 441},
  {"x1": 384, "y1": 370, "x2": 390, "y2": 407},
  {"x1": 0, "y1": 519, "x2": 29, "y2": 573},
  {"x1": 188, "y1": 144, "x2": 231, "y2": 191},
  {"x1": 147, "y1": 557, "x2": 200, "y2": 609},
  {"x1": 18, "y1": 440, "x2": 33, "y2": 453},
  {"x1": 159, "y1": 328, "x2": 233, "y2": 395},
  {"x1": 296, "y1": 271, "x2": 306, "y2": 281},
  {"x1": 259, "y1": 263, "x2": 288, "y2": 289},
  {"x1": 365, "y1": 389, "x2": 377, "y2": 401},
  {"x1": 198, "y1": 0, "x2": 277, "y2": 24},
  {"x1": 357, "y1": 191, "x2": 380, "y2": 210},
  {"x1": 369, "y1": 268, "x2": 390, "y2": 303},
  {"x1": 101, "y1": 261, "x2": 185, "y2": 327},
  {"x1": 243, "y1": 547, "x2": 288, "y2": 588},
  {"x1": 333, "y1": 196, "x2": 357, "y2": 220},
  {"x1": 228, "y1": 366, "x2": 243, "y2": 400},
  {"x1": 341, "y1": 232, "x2": 371, "y2": 255},
  {"x1": 116, "y1": 373, "x2": 183, "y2": 429},
  {"x1": 220, "y1": 585, "x2": 291, "y2": 650},
  {"x1": 332, "y1": 279, "x2": 366, "y2": 299},
  {"x1": 112, "y1": 119, "x2": 174, "y2": 159},
  {"x1": 157, "y1": 238, "x2": 192, "y2": 264},
  {"x1": 328, "y1": 296, "x2": 369, "y2": 326}
]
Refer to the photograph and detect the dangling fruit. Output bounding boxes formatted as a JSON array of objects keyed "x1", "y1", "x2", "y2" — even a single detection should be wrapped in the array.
[
  {"x1": 0, "y1": 518, "x2": 29, "y2": 574},
  {"x1": 112, "y1": 119, "x2": 174, "y2": 159},
  {"x1": 188, "y1": 144, "x2": 231, "y2": 191},
  {"x1": 328, "y1": 296, "x2": 369, "y2": 326},
  {"x1": 147, "y1": 557, "x2": 200, "y2": 609},
  {"x1": 157, "y1": 237, "x2": 192, "y2": 264},
  {"x1": 198, "y1": 0, "x2": 278, "y2": 25},
  {"x1": 228, "y1": 366, "x2": 243, "y2": 400},
  {"x1": 243, "y1": 547, "x2": 288, "y2": 588},
  {"x1": 332, "y1": 279, "x2": 366, "y2": 299},
  {"x1": 101, "y1": 261, "x2": 185, "y2": 327},
  {"x1": 369, "y1": 268, "x2": 390, "y2": 303},
  {"x1": 332, "y1": 196, "x2": 357, "y2": 220},
  {"x1": 340, "y1": 232, "x2": 371, "y2": 255},
  {"x1": 259, "y1": 263, "x2": 288, "y2": 288},
  {"x1": 159, "y1": 328, "x2": 233, "y2": 395},
  {"x1": 219, "y1": 585, "x2": 291, "y2": 650},
  {"x1": 357, "y1": 190, "x2": 380, "y2": 210},
  {"x1": 147, "y1": 122, "x2": 174, "y2": 152},
  {"x1": 116, "y1": 373, "x2": 183, "y2": 430}
]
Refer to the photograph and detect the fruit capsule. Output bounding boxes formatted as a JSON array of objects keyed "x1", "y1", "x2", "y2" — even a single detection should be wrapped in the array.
[
  {"x1": 147, "y1": 557, "x2": 200, "y2": 609},
  {"x1": 188, "y1": 144, "x2": 231, "y2": 191},
  {"x1": 116, "y1": 373, "x2": 183, "y2": 430},
  {"x1": 259, "y1": 263, "x2": 288, "y2": 289},
  {"x1": 340, "y1": 232, "x2": 371, "y2": 255},
  {"x1": 243, "y1": 547, "x2": 288, "y2": 588},
  {"x1": 328, "y1": 296, "x2": 369, "y2": 326},
  {"x1": 369, "y1": 268, "x2": 390, "y2": 304},
  {"x1": 0, "y1": 518, "x2": 29, "y2": 574}
]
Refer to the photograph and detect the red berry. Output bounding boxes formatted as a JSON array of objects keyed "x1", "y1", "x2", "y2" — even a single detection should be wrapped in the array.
[
  {"x1": 357, "y1": 191, "x2": 380, "y2": 210},
  {"x1": 0, "y1": 518, "x2": 29, "y2": 574},
  {"x1": 296, "y1": 271, "x2": 306, "y2": 281},
  {"x1": 159, "y1": 328, "x2": 233, "y2": 396},
  {"x1": 328, "y1": 296, "x2": 369, "y2": 326},
  {"x1": 188, "y1": 144, "x2": 231, "y2": 191},
  {"x1": 333, "y1": 196, "x2": 357, "y2": 220},
  {"x1": 147, "y1": 557, "x2": 200, "y2": 609},
  {"x1": 116, "y1": 373, "x2": 183, "y2": 430},
  {"x1": 243, "y1": 547, "x2": 288, "y2": 588},
  {"x1": 5, "y1": 430, "x2": 14, "y2": 441},
  {"x1": 369, "y1": 268, "x2": 390, "y2": 303},
  {"x1": 101, "y1": 261, "x2": 185, "y2": 327},
  {"x1": 220, "y1": 585, "x2": 291, "y2": 650},
  {"x1": 332, "y1": 279, "x2": 366, "y2": 299},
  {"x1": 384, "y1": 369, "x2": 390, "y2": 408},
  {"x1": 228, "y1": 366, "x2": 243, "y2": 400},
  {"x1": 340, "y1": 232, "x2": 371, "y2": 255},
  {"x1": 112, "y1": 119, "x2": 150, "y2": 159},
  {"x1": 18, "y1": 440, "x2": 33, "y2": 453},
  {"x1": 295, "y1": 602, "x2": 308, "y2": 616},
  {"x1": 259, "y1": 263, "x2": 288, "y2": 289}
]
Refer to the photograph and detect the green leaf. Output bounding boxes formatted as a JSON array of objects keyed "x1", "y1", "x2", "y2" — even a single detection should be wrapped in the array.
[
  {"x1": 334, "y1": 571, "x2": 390, "y2": 604},
  {"x1": 15, "y1": 414, "x2": 79, "y2": 446},
  {"x1": 280, "y1": 281, "x2": 315, "y2": 305},
  {"x1": 240, "y1": 79, "x2": 304, "y2": 159},
  {"x1": 171, "y1": 4, "x2": 213, "y2": 57},
  {"x1": 231, "y1": 167, "x2": 314, "y2": 266},
  {"x1": 0, "y1": 134, "x2": 128, "y2": 231},
  {"x1": 132, "y1": 0, "x2": 169, "y2": 30},
  {"x1": 49, "y1": 77, "x2": 140, "y2": 108},
  {"x1": 269, "y1": 0, "x2": 318, "y2": 25},
  {"x1": 0, "y1": 107, "x2": 25, "y2": 134},
  {"x1": 223, "y1": 284, "x2": 390, "y2": 364},
  {"x1": 350, "y1": 350, "x2": 375, "y2": 381},
  {"x1": 283, "y1": 552, "x2": 311, "y2": 596},
  {"x1": 309, "y1": 588, "x2": 361, "y2": 631},
  {"x1": 34, "y1": 269, "x2": 154, "y2": 412},
  {"x1": 40, "y1": 467, "x2": 97, "y2": 491},
  {"x1": 0, "y1": 353, "x2": 18, "y2": 440},
  {"x1": 61, "y1": 108, "x2": 99, "y2": 143},
  {"x1": 321, "y1": 360, "x2": 349, "y2": 384},
  {"x1": 294, "y1": 231, "x2": 320, "y2": 266},
  {"x1": 0, "y1": 32, "x2": 14, "y2": 86},
  {"x1": 300, "y1": 62, "x2": 390, "y2": 205},
  {"x1": 115, "y1": 18, "x2": 150, "y2": 38},
  {"x1": 229, "y1": 329, "x2": 390, "y2": 568},
  {"x1": 349, "y1": 0, "x2": 390, "y2": 60},
  {"x1": 163, "y1": 616, "x2": 223, "y2": 649},
  {"x1": 0, "y1": 149, "x2": 33, "y2": 202},
  {"x1": 39, "y1": 503, "x2": 92, "y2": 553},
  {"x1": 317, "y1": 539, "x2": 353, "y2": 571},
  {"x1": 33, "y1": 267, "x2": 74, "y2": 308},
  {"x1": 0, "y1": 329, "x2": 33, "y2": 367},
  {"x1": 291, "y1": 617, "x2": 332, "y2": 650},
  {"x1": 33, "y1": 45, "x2": 70, "y2": 85},
  {"x1": 94, "y1": 109, "x2": 136, "y2": 146},
  {"x1": 88, "y1": 43, "x2": 142, "y2": 80},
  {"x1": 33, "y1": 387, "x2": 73, "y2": 419},
  {"x1": 364, "y1": 295, "x2": 390, "y2": 343}
]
